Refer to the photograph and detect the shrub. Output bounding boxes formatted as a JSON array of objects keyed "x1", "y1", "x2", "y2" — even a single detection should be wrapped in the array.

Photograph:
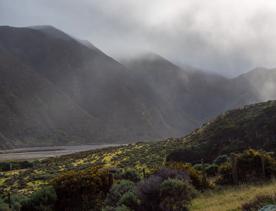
[
  {"x1": 0, "y1": 197, "x2": 9, "y2": 211},
  {"x1": 137, "y1": 175, "x2": 162, "y2": 211},
  {"x1": 217, "y1": 162, "x2": 232, "y2": 185},
  {"x1": 21, "y1": 186, "x2": 56, "y2": 211},
  {"x1": 213, "y1": 154, "x2": 230, "y2": 165},
  {"x1": 205, "y1": 164, "x2": 219, "y2": 176},
  {"x1": 137, "y1": 168, "x2": 194, "y2": 211},
  {"x1": 115, "y1": 169, "x2": 141, "y2": 183},
  {"x1": 193, "y1": 163, "x2": 218, "y2": 176},
  {"x1": 242, "y1": 194, "x2": 276, "y2": 211},
  {"x1": 166, "y1": 149, "x2": 202, "y2": 164},
  {"x1": 0, "y1": 161, "x2": 33, "y2": 171},
  {"x1": 104, "y1": 180, "x2": 136, "y2": 208},
  {"x1": 166, "y1": 162, "x2": 211, "y2": 190},
  {"x1": 218, "y1": 149, "x2": 276, "y2": 184},
  {"x1": 117, "y1": 191, "x2": 140, "y2": 210},
  {"x1": 53, "y1": 166, "x2": 112, "y2": 211},
  {"x1": 0, "y1": 194, "x2": 28, "y2": 211},
  {"x1": 159, "y1": 178, "x2": 194, "y2": 211}
]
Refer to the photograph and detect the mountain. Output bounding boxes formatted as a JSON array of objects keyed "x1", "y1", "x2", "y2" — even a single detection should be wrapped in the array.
[
  {"x1": 1, "y1": 25, "x2": 276, "y2": 150},
  {"x1": 0, "y1": 42, "x2": 98, "y2": 149},
  {"x1": 230, "y1": 67, "x2": 276, "y2": 104},
  {"x1": 0, "y1": 26, "x2": 198, "y2": 149},
  {"x1": 123, "y1": 53, "x2": 235, "y2": 124}
]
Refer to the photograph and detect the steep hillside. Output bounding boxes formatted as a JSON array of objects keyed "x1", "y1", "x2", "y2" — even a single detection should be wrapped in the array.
[
  {"x1": 229, "y1": 67, "x2": 276, "y2": 105},
  {"x1": 0, "y1": 26, "x2": 198, "y2": 148},
  {"x1": 0, "y1": 47, "x2": 99, "y2": 149},
  {"x1": 2, "y1": 100, "x2": 276, "y2": 194},
  {"x1": 175, "y1": 100, "x2": 276, "y2": 162},
  {"x1": 124, "y1": 53, "x2": 235, "y2": 124}
]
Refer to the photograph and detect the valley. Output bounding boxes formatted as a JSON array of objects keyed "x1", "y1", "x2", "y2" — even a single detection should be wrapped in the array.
[{"x1": 0, "y1": 144, "x2": 120, "y2": 161}]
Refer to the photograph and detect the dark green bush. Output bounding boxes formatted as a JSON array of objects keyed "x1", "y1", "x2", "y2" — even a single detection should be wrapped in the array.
[
  {"x1": 0, "y1": 161, "x2": 33, "y2": 171},
  {"x1": 21, "y1": 186, "x2": 56, "y2": 211},
  {"x1": 166, "y1": 162, "x2": 211, "y2": 190},
  {"x1": 159, "y1": 178, "x2": 194, "y2": 211},
  {"x1": 115, "y1": 169, "x2": 141, "y2": 183},
  {"x1": 213, "y1": 154, "x2": 230, "y2": 165},
  {"x1": 0, "y1": 197, "x2": 9, "y2": 211},
  {"x1": 218, "y1": 149, "x2": 276, "y2": 184},
  {"x1": 137, "y1": 168, "x2": 195, "y2": 211},
  {"x1": 104, "y1": 180, "x2": 137, "y2": 208},
  {"x1": 117, "y1": 191, "x2": 140, "y2": 210},
  {"x1": 53, "y1": 166, "x2": 112, "y2": 211},
  {"x1": 205, "y1": 164, "x2": 218, "y2": 176},
  {"x1": 166, "y1": 149, "x2": 202, "y2": 164}
]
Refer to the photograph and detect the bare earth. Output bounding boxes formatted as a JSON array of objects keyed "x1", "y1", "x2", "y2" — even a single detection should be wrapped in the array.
[{"x1": 0, "y1": 144, "x2": 120, "y2": 161}]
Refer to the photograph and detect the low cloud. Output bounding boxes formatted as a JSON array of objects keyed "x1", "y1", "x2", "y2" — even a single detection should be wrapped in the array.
[{"x1": 1, "y1": 0, "x2": 276, "y2": 76}]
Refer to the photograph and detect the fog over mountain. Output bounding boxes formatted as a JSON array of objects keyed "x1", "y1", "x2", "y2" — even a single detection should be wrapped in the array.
[
  {"x1": 1, "y1": 1, "x2": 276, "y2": 149},
  {"x1": 1, "y1": 0, "x2": 276, "y2": 76},
  {"x1": 0, "y1": 25, "x2": 276, "y2": 149}
]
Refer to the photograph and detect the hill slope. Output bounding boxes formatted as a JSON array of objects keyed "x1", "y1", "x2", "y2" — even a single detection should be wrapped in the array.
[
  {"x1": 0, "y1": 26, "x2": 199, "y2": 148},
  {"x1": 1, "y1": 100, "x2": 276, "y2": 194}
]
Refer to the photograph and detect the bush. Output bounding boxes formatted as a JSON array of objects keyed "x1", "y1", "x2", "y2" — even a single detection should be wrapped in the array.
[
  {"x1": 0, "y1": 161, "x2": 33, "y2": 171},
  {"x1": 242, "y1": 194, "x2": 276, "y2": 211},
  {"x1": 218, "y1": 149, "x2": 276, "y2": 184},
  {"x1": 217, "y1": 162, "x2": 232, "y2": 185},
  {"x1": 205, "y1": 164, "x2": 218, "y2": 176},
  {"x1": 115, "y1": 169, "x2": 141, "y2": 183},
  {"x1": 104, "y1": 180, "x2": 137, "y2": 208},
  {"x1": 193, "y1": 163, "x2": 218, "y2": 176},
  {"x1": 0, "y1": 197, "x2": 9, "y2": 211},
  {"x1": 213, "y1": 154, "x2": 230, "y2": 165},
  {"x1": 166, "y1": 162, "x2": 211, "y2": 190},
  {"x1": 159, "y1": 178, "x2": 194, "y2": 211},
  {"x1": 53, "y1": 166, "x2": 112, "y2": 211},
  {"x1": 137, "y1": 175, "x2": 163, "y2": 211},
  {"x1": 0, "y1": 194, "x2": 27, "y2": 211},
  {"x1": 137, "y1": 168, "x2": 195, "y2": 211},
  {"x1": 117, "y1": 191, "x2": 140, "y2": 210},
  {"x1": 166, "y1": 149, "x2": 202, "y2": 164},
  {"x1": 21, "y1": 186, "x2": 56, "y2": 211}
]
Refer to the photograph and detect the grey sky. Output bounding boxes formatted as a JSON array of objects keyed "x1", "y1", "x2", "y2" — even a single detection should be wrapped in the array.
[{"x1": 1, "y1": 0, "x2": 276, "y2": 76}]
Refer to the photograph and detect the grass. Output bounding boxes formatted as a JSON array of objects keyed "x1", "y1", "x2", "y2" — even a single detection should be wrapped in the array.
[{"x1": 190, "y1": 180, "x2": 276, "y2": 211}]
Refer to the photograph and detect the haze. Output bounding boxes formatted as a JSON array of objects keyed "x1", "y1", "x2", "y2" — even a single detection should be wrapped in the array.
[{"x1": 1, "y1": 0, "x2": 276, "y2": 76}]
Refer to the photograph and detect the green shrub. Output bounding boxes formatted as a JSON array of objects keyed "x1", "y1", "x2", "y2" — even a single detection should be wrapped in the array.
[
  {"x1": 217, "y1": 162, "x2": 232, "y2": 185},
  {"x1": 137, "y1": 168, "x2": 195, "y2": 211},
  {"x1": 159, "y1": 178, "x2": 194, "y2": 211},
  {"x1": 0, "y1": 161, "x2": 33, "y2": 171},
  {"x1": 115, "y1": 169, "x2": 141, "y2": 183},
  {"x1": 117, "y1": 191, "x2": 140, "y2": 210},
  {"x1": 0, "y1": 197, "x2": 9, "y2": 211},
  {"x1": 0, "y1": 194, "x2": 27, "y2": 211},
  {"x1": 213, "y1": 154, "x2": 230, "y2": 165},
  {"x1": 218, "y1": 149, "x2": 276, "y2": 184},
  {"x1": 104, "y1": 180, "x2": 137, "y2": 208},
  {"x1": 53, "y1": 166, "x2": 112, "y2": 211},
  {"x1": 205, "y1": 164, "x2": 218, "y2": 176},
  {"x1": 166, "y1": 162, "x2": 211, "y2": 190},
  {"x1": 166, "y1": 149, "x2": 202, "y2": 164},
  {"x1": 21, "y1": 186, "x2": 56, "y2": 211}
]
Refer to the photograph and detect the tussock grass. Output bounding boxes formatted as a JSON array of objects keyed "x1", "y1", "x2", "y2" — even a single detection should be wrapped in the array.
[{"x1": 190, "y1": 180, "x2": 276, "y2": 211}]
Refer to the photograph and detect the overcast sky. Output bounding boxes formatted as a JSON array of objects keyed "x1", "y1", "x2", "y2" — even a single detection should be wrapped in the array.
[{"x1": 1, "y1": 0, "x2": 276, "y2": 76}]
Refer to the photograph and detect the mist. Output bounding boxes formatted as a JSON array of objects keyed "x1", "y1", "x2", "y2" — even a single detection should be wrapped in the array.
[{"x1": 1, "y1": 0, "x2": 276, "y2": 76}]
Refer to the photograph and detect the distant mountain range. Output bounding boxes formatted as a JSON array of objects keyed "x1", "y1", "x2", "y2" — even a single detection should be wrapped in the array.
[{"x1": 0, "y1": 25, "x2": 276, "y2": 149}]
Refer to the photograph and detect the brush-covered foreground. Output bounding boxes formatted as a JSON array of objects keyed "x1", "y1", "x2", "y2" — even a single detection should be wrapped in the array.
[
  {"x1": 191, "y1": 180, "x2": 276, "y2": 211},
  {"x1": 1, "y1": 101, "x2": 276, "y2": 210}
]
